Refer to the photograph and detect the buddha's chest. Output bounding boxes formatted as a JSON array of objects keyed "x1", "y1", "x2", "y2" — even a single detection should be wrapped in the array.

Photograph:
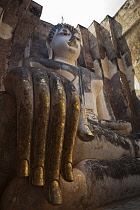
[{"x1": 54, "y1": 68, "x2": 100, "y2": 115}]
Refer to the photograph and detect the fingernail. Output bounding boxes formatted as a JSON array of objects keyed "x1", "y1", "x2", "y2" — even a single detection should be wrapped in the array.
[
  {"x1": 84, "y1": 124, "x2": 95, "y2": 139},
  {"x1": 18, "y1": 159, "x2": 29, "y2": 177},
  {"x1": 49, "y1": 180, "x2": 62, "y2": 205},
  {"x1": 64, "y1": 162, "x2": 74, "y2": 182},
  {"x1": 32, "y1": 166, "x2": 44, "y2": 186}
]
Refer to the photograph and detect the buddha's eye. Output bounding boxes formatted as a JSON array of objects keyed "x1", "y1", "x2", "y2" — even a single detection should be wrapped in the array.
[
  {"x1": 58, "y1": 29, "x2": 70, "y2": 36},
  {"x1": 63, "y1": 32, "x2": 69, "y2": 35}
]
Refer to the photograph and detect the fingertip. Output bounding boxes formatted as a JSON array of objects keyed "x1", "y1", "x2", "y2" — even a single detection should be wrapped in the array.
[{"x1": 77, "y1": 124, "x2": 95, "y2": 142}]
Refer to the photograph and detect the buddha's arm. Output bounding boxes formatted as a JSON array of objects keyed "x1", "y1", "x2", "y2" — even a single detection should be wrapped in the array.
[
  {"x1": 96, "y1": 87, "x2": 112, "y2": 120},
  {"x1": 96, "y1": 84, "x2": 132, "y2": 135}
]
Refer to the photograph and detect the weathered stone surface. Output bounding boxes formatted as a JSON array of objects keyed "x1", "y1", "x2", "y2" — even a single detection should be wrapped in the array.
[
  {"x1": 0, "y1": 92, "x2": 17, "y2": 198},
  {"x1": 76, "y1": 157, "x2": 140, "y2": 209},
  {"x1": 77, "y1": 25, "x2": 94, "y2": 71},
  {"x1": 88, "y1": 2, "x2": 140, "y2": 132},
  {"x1": 88, "y1": 22, "x2": 100, "y2": 60},
  {"x1": 125, "y1": 23, "x2": 140, "y2": 82},
  {"x1": 114, "y1": 0, "x2": 140, "y2": 36},
  {"x1": 112, "y1": 0, "x2": 140, "y2": 130},
  {"x1": 105, "y1": 15, "x2": 140, "y2": 132},
  {"x1": 29, "y1": 21, "x2": 53, "y2": 58},
  {"x1": 88, "y1": 22, "x2": 104, "y2": 79},
  {"x1": 0, "y1": 0, "x2": 42, "y2": 90},
  {"x1": 1, "y1": 157, "x2": 140, "y2": 210},
  {"x1": 0, "y1": 0, "x2": 32, "y2": 90},
  {"x1": 8, "y1": 1, "x2": 42, "y2": 71},
  {"x1": 103, "y1": 195, "x2": 140, "y2": 209},
  {"x1": 89, "y1": 21, "x2": 130, "y2": 121}
]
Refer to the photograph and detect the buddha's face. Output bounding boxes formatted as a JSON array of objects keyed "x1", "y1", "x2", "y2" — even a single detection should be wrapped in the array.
[{"x1": 49, "y1": 27, "x2": 81, "y2": 65}]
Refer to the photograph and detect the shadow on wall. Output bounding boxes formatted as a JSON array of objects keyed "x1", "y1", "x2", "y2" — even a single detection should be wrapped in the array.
[
  {"x1": 86, "y1": 17, "x2": 140, "y2": 133},
  {"x1": 112, "y1": 18, "x2": 140, "y2": 133}
]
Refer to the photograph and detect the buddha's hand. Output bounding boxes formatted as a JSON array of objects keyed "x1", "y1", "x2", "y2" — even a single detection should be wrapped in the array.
[{"x1": 4, "y1": 67, "x2": 94, "y2": 187}]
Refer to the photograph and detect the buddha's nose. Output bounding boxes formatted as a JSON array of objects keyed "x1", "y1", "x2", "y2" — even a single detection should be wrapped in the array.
[
  {"x1": 69, "y1": 33, "x2": 77, "y2": 42},
  {"x1": 68, "y1": 33, "x2": 79, "y2": 47},
  {"x1": 69, "y1": 34, "x2": 77, "y2": 44}
]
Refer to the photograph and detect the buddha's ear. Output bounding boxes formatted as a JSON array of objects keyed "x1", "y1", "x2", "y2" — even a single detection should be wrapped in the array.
[{"x1": 46, "y1": 40, "x2": 53, "y2": 59}]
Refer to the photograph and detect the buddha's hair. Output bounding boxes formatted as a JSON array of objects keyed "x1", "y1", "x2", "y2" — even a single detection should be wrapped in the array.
[{"x1": 47, "y1": 23, "x2": 78, "y2": 42}]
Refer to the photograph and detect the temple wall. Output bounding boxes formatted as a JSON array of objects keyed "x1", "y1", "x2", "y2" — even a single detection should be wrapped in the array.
[
  {"x1": 28, "y1": 20, "x2": 53, "y2": 59},
  {"x1": 0, "y1": 0, "x2": 42, "y2": 90},
  {"x1": 87, "y1": 0, "x2": 140, "y2": 131},
  {"x1": 113, "y1": 0, "x2": 140, "y2": 125}
]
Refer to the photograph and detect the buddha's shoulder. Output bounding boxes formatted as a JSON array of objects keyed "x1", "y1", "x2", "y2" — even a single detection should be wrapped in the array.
[
  {"x1": 79, "y1": 66, "x2": 102, "y2": 81},
  {"x1": 23, "y1": 57, "x2": 103, "y2": 82},
  {"x1": 23, "y1": 57, "x2": 62, "y2": 69},
  {"x1": 23, "y1": 57, "x2": 76, "y2": 71}
]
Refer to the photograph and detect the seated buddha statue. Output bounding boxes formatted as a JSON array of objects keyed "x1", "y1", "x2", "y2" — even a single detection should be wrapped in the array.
[{"x1": 0, "y1": 23, "x2": 140, "y2": 209}]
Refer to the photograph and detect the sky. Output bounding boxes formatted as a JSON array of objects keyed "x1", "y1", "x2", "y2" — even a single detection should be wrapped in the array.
[{"x1": 35, "y1": 0, "x2": 127, "y2": 28}]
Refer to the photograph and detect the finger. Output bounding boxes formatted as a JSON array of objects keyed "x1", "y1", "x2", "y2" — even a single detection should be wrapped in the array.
[
  {"x1": 44, "y1": 72, "x2": 66, "y2": 205},
  {"x1": 61, "y1": 79, "x2": 80, "y2": 182},
  {"x1": 31, "y1": 69, "x2": 50, "y2": 186},
  {"x1": 100, "y1": 119, "x2": 132, "y2": 130},
  {"x1": 77, "y1": 103, "x2": 95, "y2": 142},
  {"x1": 5, "y1": 67, "x2": 33, "y2": 177}
]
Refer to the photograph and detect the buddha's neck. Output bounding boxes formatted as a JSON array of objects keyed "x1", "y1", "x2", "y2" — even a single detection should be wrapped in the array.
[{"x1": 53, "y1": 56, "x2": 77, "y2": 67}]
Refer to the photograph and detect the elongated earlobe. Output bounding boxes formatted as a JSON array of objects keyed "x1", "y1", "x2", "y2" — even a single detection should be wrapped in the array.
[{"x1": 46, "y1": 41, "x2": 53, "y2": 59}]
